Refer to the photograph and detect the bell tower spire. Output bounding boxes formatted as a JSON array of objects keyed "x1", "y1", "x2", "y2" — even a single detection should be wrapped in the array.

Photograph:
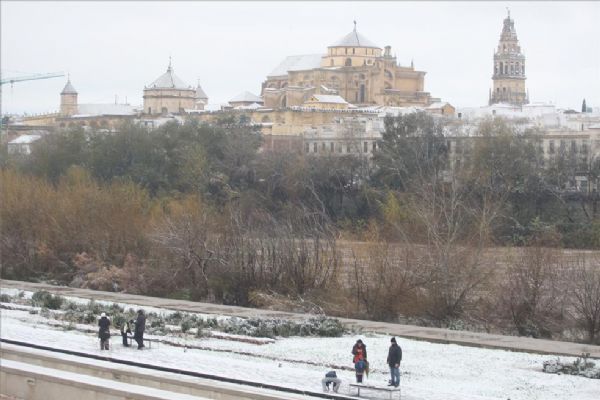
[{"x1": 489, "y1": 11, "x2": 528, "y2": 106}]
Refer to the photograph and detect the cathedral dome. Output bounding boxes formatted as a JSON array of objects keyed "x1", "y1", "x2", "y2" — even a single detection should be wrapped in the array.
[
  {"x1": 147, "y1": 61, "x2": 191, "y2": 90},
  {"x1": 329, "y1": 24, "x2": 380, "y2": 49}
]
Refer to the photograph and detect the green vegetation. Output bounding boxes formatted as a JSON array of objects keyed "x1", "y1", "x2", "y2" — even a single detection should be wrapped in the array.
[{"x1": 2, "y1": 114, "x2": 600, "y2": 344}]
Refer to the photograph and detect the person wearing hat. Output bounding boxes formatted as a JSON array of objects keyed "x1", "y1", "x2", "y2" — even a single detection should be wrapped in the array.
[
  {"x1": 351, "y1": 339, "x2": 368, "y2": 383},
  {"x1": 98, "y1": 312, "x2": 111, "y2": 350},
  {"x1": 387, "y1": 337, "x2": 402, "y2": 387}
]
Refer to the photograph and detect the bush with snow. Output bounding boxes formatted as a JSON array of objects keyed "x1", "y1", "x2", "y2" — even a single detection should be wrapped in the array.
[
  {"x1": 31, "y1": 290, "x2": 64, "y2": 309},
  {"x1": 543, "y1": 356, "x2": 600, "y2": 379}
]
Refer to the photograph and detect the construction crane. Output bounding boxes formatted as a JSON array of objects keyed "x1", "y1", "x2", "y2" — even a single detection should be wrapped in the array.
[{"x1": 1, "y1": 72, "x2": 65, "y2": 87}]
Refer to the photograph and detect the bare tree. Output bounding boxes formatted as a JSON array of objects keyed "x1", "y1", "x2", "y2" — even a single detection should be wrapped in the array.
[
  {"x1": 500, "y1": 228, "x2": 567, "y2": 338},
  {"x1": 569, "y1": 256, "x2": 600, "y2": 343}
]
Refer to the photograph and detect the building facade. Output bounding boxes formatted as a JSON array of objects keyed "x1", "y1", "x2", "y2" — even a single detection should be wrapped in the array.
[
  {"x1": 489, "y1": 11, "x2": 529, "y2": 106},
  {"x1": 262, "y1": 24, "x2": 439, "y2": 109},
  {"x1": 143, "y1": 61, "x2": 206, "y2": 115}
]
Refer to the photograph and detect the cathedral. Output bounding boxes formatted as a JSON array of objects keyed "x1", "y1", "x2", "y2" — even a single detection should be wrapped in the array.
[
  {"x1": 489, "y1": 10, "x2": 529, "y2": 106},
  {"x1": 262, "y1": 23, "x2": 439, "y2": 109}
]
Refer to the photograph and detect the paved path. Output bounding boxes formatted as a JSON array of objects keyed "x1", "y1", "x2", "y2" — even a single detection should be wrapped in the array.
[{"x1": 2, "y1": 279, "x2": 599, "y2": 359}]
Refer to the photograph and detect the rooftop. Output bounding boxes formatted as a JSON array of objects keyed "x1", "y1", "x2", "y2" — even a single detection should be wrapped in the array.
[
  {"x1": 74, "y1": 103, "x2": 137, "y2": 117},
  {"x1": 329, "y1": 24, "x2": 380, "y2": 48},
  {"x1": 147, "y1": 61, "x2": 191, "y2": 90},
  {"x1": 61, "y1": 80, "x2": 77, "y2": 95},
  {"x1": 9, "y1": 134, "x2": 42, "y2": 144},
  {"x1": 268, "y1": 54, "x2": 324, "y2": 77},
  {"x1": 229, "y1": 91, "x2": 263, "y2": 103},
  {"x1": 309, "y1": 94, "x2": 348, "y2": 104}
]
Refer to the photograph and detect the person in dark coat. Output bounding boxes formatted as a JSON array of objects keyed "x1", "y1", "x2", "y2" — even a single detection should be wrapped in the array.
[
  {"x1": 351, "y1": 339, "x2": 368, "y2": 383},
  {"x1": 120, "y1": 319, "x2": 133, "y2": 347},
  {"x1": 98, "y1": 312, "x2": 111, "y2": 350},
  {"x1": 134, "y1": 309, "x2": 146, "y2": 349},
  {"x1": 387, "y1": 337, "x2": 402, "y2": 387}
]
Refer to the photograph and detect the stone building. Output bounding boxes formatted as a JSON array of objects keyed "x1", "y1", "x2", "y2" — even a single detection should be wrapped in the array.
[
  {"x1": 489, "y1": 10, "x2": 529, "y2": 106},
  {"x1": 143, "y1": 60, "x2": 206, "y2": 115},
  {"x1": 60, "y1": 79, "x2": 78, "y2": 116},
  {"x1": 262, "y1": 23, "x2": 439, "y2": 109}
]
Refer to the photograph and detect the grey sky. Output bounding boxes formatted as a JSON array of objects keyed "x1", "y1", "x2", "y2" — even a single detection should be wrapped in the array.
[{"x1": 1, "y1": 1, "x2": 599, "y2": 115}]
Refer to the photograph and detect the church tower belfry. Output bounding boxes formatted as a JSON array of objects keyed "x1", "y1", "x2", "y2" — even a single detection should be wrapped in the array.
[{"x1": 489, "y1": 10, "x2": 528, "y2": 106}]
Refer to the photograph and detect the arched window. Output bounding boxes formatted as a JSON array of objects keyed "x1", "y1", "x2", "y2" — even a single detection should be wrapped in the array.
[
  {"x1": 330, "y1": 59, "x2": 334, "y2": 66},
  {"x1": 504, "y1": 64, "x2": 508, "y2": 74},
  {"x1": 384, "y1": 70, "x2": 392, "y2": 80},
  {"x1": 281, "y1": 96, "x2": 287, "y2": 108},
  {"x1": 352, "y1": 48, "x2": 355, "y2": 54},
  {"x1": 345, "y1": 58, "x2": 352, "y2": 66}
]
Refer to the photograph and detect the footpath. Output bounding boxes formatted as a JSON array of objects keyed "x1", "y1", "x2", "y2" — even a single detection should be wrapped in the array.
[{"x1": 2, "y1": 279, "x2": 599, "y2": 359}]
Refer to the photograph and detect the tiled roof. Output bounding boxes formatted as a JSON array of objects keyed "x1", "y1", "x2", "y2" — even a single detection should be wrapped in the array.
[
  {"x1": 195, "y1": 85, "x2": 208, "y2": 100},
  {"x1": 310, "y1": 95, "x2": 348, "y2": 104},
  {"x1": 61, "y1": 80, "x2": 77, "y2": 94},
  {"x1": 330, "y1": 29, "x2": 379, "y2": 48},
  {"x1": 230, "y1": 91, "x2": 263, "y2": 103},
  {"x1": 147, "y1": 64, "x2": 190, "y2": 89},
  {"x1": 268, "y1": 54, "x2": 324, "y2": 77}
]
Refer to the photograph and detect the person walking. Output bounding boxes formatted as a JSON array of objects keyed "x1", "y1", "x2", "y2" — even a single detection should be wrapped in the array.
[
  {"x1": 98, "y1": 312, "x2": 111, "y2": 350},
  {"x1": 387, "y1": 337, "x2": 402, "y2": 387},
  {"x1": 351, "y1": 339, "x2": 368, "y2": 383},
  {"x1": 134, "y1": 309, "x2": 146, "y2": 349},
  {"x1": 321, "y1": 370, "x2": 341, "y2": 393}
]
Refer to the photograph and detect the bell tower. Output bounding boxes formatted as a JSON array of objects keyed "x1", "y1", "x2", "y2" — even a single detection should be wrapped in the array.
[{"x1": 489, "y1": 10, "x2": 528, "y2": 106}]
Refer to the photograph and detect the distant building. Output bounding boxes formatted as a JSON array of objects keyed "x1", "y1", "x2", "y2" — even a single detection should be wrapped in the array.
[
  {"x1": 143, "y1": 60, "x2": 208, "y2": 115},
  {"x1": 262, "y1": 23, "x2": 440, "y2": 109},
  {"x1": 302, "y1": 94, "x2": 350, "y2": 110},
  {"x1": 60, "y1": 79, "x2": 78, "y2": 116},
  {"x1": 489, "y1": 10, "x2": 529, "y2": 106},
  {"x1": 7, "y1": 134, "x2": 41, "y2": 155}
]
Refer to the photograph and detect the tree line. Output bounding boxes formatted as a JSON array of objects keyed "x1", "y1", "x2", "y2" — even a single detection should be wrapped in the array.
[{"x1": 1, "y1": 113, "x2": 599, "y2": 343}]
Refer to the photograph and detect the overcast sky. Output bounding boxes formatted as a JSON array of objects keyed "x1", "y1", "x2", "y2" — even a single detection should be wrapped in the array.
[{"x1": 1, "y1": 1, "x2": 599, "y2": 115}]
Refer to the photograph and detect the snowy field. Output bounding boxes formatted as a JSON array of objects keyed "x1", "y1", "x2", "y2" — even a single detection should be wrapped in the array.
[{"x1": 1, "y1": 289, "x2": 598, "y2": 400}]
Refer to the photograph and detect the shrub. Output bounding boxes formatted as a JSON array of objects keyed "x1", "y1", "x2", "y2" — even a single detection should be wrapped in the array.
[
  {"x1": 150, "y1": 317, "x2": 165, "y2": 329},
  {"x1": 0, "y1": 294, "x2": 12, "y2": 303},
  {"x1": 181, "y1": 320, "x2": 192, "y2": 333},
  {"x1": 31, "y1": 291, "x2": 64, "y2": 309},
  {"x1": 86, "y1": 300, "x2": 103, "y2": 315}
]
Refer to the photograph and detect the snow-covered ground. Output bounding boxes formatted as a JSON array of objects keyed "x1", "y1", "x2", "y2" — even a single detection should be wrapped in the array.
[{"x1": 1, "y1": 290, "x2": 598, "y2": 400}]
